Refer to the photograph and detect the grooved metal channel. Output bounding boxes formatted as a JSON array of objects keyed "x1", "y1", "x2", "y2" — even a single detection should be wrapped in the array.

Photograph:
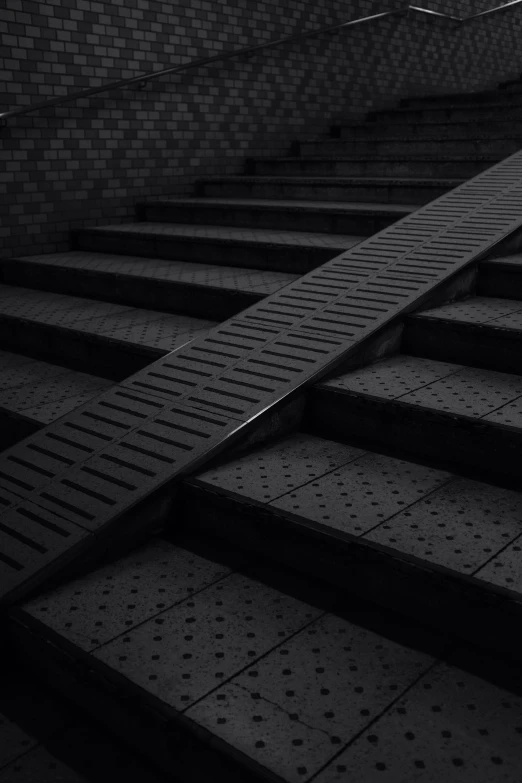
[{"x1": 2, "y1": 152, "x2": 522, "y2": 606}]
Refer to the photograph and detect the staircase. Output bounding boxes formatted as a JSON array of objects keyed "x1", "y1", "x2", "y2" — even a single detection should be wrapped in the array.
[{"x1": 4, "y1": 77, "x2": 522, "y2": 782}]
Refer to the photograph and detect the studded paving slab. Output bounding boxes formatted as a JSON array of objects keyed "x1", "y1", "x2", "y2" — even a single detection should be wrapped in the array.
[
  {"x1": 0, "y1": 352, "x2": 112, "y2": 426},
  {"x1": 0, "y1": 284, "x2": 217, "y2": 355},
  {"x1": 14, "y1": 535, "x2": 522, "y2": 783},
  {"x1": 4, "y1": 151, "x2": 522, "y2": 605},
  {"x1": 14, "y1": 253, "x2": 299, "y2": 297},
  {"x1": 191, "y1": 430, "x2": 522, "y2": 582}
]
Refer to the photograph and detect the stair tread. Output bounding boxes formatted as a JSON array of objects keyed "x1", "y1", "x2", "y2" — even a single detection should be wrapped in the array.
[
  {"x1": 348, "y1": 117, "x2": 522, "y2": 127},
  {"x1": 192, "y1": 431, "x2": 522, "y2": 589},
  {"x1": 375, "y1": 101, "x2": 522, "y2": 114},
  {"x1": 413, "y1": 296, "x2": 522, "y2": 327},
  {"x1": 318, "y1": 353, "x2": 522, "y2": 422},
  {"x1": 16, "y1": 252, "x2": 298, "y2": 295},
  {"x1": 17, "y1": 527, "x2": 522, "y2": 782},
  {"x1": 303, "y1": 135, "x2": 522, "y2": 143},
  {"x1": 87, "y1": 222, "x2": 365, "y2": 248},
  {"x1": 201, "y1": 175, "x2": 464, "y2": 186},
  {"x1": 0, "y1": 348, "x2": 112, "y2": 426},
  {"x1": 483, "y1": 253, "x2": 522, "y2": 268},
  {"x1": 252, "y1": 155, "x2": 500, "y2": 162},
  {"x1": 143, "y1": 197, "x2": 418, "y2": 214},
  {"x1": 0, "y1": 284, "x2": 216, "y2": 353}
]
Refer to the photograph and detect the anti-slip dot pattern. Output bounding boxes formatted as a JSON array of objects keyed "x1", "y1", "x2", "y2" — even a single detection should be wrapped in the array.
[
  {"x1": 92, "y1": 572, "x2": 322, "y2": 711},
  {"x1": 194, "y1": 433, "x2": 365, "y2": 503},
  {"x1": 86, "y1": 313, "x2": 215, "y2": 352},
  {"x1": 0, "y1": 284, "x2": 217, "y2": 350},
  {"x1": 4, "y1": 145, "x2": 522, "y2": 604},
  {"x1": 315, "y1": 662, "x2": 522, "y2": 783},
  {"x1": 475, "y1": 539, "x2": 522, "y2": 591},
  {"x1": 319, "y1": 355, "x2": 460, "y2": 398},
  {"x1": 0, "y1": 353, "x2": 70, "y2": 392},
  {"x1": 365, "y1": 478, "x2": 522, "y2": 573},
  {"x1": 416, "y1": 296, "x2": 522, "y2": 324},
  {"x1": 186, "y1": 613, "x2": 434, "y2": 782},
  {"x1": 0, "y1": 371, "x2": 111, "y2": 420},
  {"x1": 483, "y1": 396, "x2": 522, "y2": 427},
  {"x1": 270, "y1": 452, "x2": 451, "y2": 536},
  {"x1": 397, "y1": 366, "x2": 522, "y2": 418},
  {"x1": 19, "y1": 252, "x2": 299, "y2": 294},
  {"x1": 23, "y1": 538, "x2": 230, "y2": 651},
  {"x1": 17, "y1": 527, "x2": 522, "y2": 783},
  {"x1": 22, "y1": 392, "x2": 112, "y2": 427},
  {"x1": 489, "y1": 311, "x2": 522, "y2": 330}
]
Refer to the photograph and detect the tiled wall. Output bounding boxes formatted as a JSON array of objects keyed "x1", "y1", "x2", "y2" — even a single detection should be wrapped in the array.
[{"x1": 1, "y1": 0, "x2": 522, "y2": 257}]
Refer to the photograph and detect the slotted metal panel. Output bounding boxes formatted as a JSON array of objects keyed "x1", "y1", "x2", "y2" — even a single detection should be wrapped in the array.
[{"x1": 4, "y1": 151, "x2": 522, "y2": 604}]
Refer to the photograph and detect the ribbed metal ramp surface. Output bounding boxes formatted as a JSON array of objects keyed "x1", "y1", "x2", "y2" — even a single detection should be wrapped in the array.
[{"x1": 3, "y1": 151, "x2": 522, "y2": 605}]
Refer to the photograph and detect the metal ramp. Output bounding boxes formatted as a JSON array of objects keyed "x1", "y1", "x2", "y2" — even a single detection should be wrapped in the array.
[{"x1": 3, "y1": 151, "x2": 522, "y2": 606}]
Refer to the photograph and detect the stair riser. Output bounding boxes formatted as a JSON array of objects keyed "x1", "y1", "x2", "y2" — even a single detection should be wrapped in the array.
[
  {"x1": 338, "y1": 122, "x2": 522, "y2": 140},
  {"x1": 499, "y1": 83, "x2": 522, "y2": 95},
  {"x1": 0, "y1": 411, "x2": 39, "y2": 452},
  {"x1": 402, "y1": 91, "x2": 502, "y2": 107},
  {"x1": 0, "y1": 259, "x2": 260, "y2": 322},
  {"x1": 142, "y1": 202, "x2": 400, "y2": 235},
  {"x1": 298, "y1": 138, "x2": 522, "y2": 156},
  {"x1": 478, "y1": 263, "x2": 522, "y2": 300},
  {"x1": 201, "y1": 181, "x2": 452, "y2": 205},
  {"x1": 403, "y1": 317, "x2": 522, "y2": 375},
  {"x1": 305, "y1": 388, "x2": 522, "y2": 489},
  {"x1": 372, "y1": 107, "x2": 522, "y2": 123},
  {"x1": 252, "y1": 158, "x2": 492, "y2": 178},
  {"x1": 75, "y1": 230, "x2": 337, "y2": 274},
  {"x1": 0, "y1": 315, "x2": 156, "y2": 381},
  {"x1": 182, "y1": 482, "x2": 522, "y2": 660},
  {"x1": 7, "y1": 619, "x2": 256, "y2": 783}
]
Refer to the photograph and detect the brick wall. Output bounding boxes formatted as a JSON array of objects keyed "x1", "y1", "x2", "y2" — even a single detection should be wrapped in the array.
[{"x1": 1, "y1": 0, "x2": 522, "y2": 257}]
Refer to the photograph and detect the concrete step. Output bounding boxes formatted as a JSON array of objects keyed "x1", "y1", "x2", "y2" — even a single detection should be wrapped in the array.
[
  {"x1": 403, "y1": 296, "x2": 522, "y2": 375},
  {"x1": 139, "y1": 197, "x2": 414, "y2": 236},
  {"x1": 479, "y1": 254, "x2": 522, "y2": 300},
  {"x1": 250, "y1": 155, "x2": 497, "y2": 179},
  {"x1": 9, "y1": 526, "x2": 522, "y2": 782},
  {"x1": 184, "y1": 430, "x2": 522, "y2": 661},
  {"x1": 75, "y1": 223, "x2": 364, "y2": 275},
  {"x1": 369, "y1": 102, "x2": 522, "y2": 124},
  {"x1": 498, "y1": 81, "x2": 522, "y2": 96},
  {"x1": 198, "y1": 176, "x2": 460, "y2": 206},
  {"x1": 297, "y1": 136, "x2": 522, "y2": 157},
  {"x1": 0, "y1": 252, "x2": 297, "y2": 322},
  {"x1": 401, "y1": 89, "x2": 504, "y2": 108},
  {"x1": 306, "y1": 354, "x2": 522, "y2": 490},
  {"x1": 336, "y1": 119, "x2": 522, "y2": 141},
  {"x1": 0, "y1": 284, "x2": 216, "y2": 379},
  {"x1": 0, "y1": 349, "x2": 112, "y2": 451},
  {"x1": 0, "y1": 657, "x2": 171, "y2": 783}
]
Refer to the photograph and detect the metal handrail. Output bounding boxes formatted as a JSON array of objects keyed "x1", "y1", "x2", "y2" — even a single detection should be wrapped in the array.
[
  {"x1": 409, "y1": 0, "x2": 522, "y2": 21},
  {"x1": 1, "y1": 0, "x2": 522, "y2": 126}
]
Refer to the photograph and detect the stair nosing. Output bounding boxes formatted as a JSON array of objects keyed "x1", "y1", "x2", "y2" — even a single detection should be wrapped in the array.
[
  {"x1": 140, "y1": 198, "x2": 418, "y2": 215},
  {"x1": 199, "y1": 176, "x2": 464, "y2": 186},
  {"x1": 79, "y1": 224, "x2": 365, "y2": 249}
]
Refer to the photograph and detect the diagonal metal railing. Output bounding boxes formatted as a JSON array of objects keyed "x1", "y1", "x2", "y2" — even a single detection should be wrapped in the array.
[
  {"x1": 2, "y1": 150, "x2": 522, "y2": 606},
  {"x1": 1, "y1": 1, "x2": 522, "y2": 126}
]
